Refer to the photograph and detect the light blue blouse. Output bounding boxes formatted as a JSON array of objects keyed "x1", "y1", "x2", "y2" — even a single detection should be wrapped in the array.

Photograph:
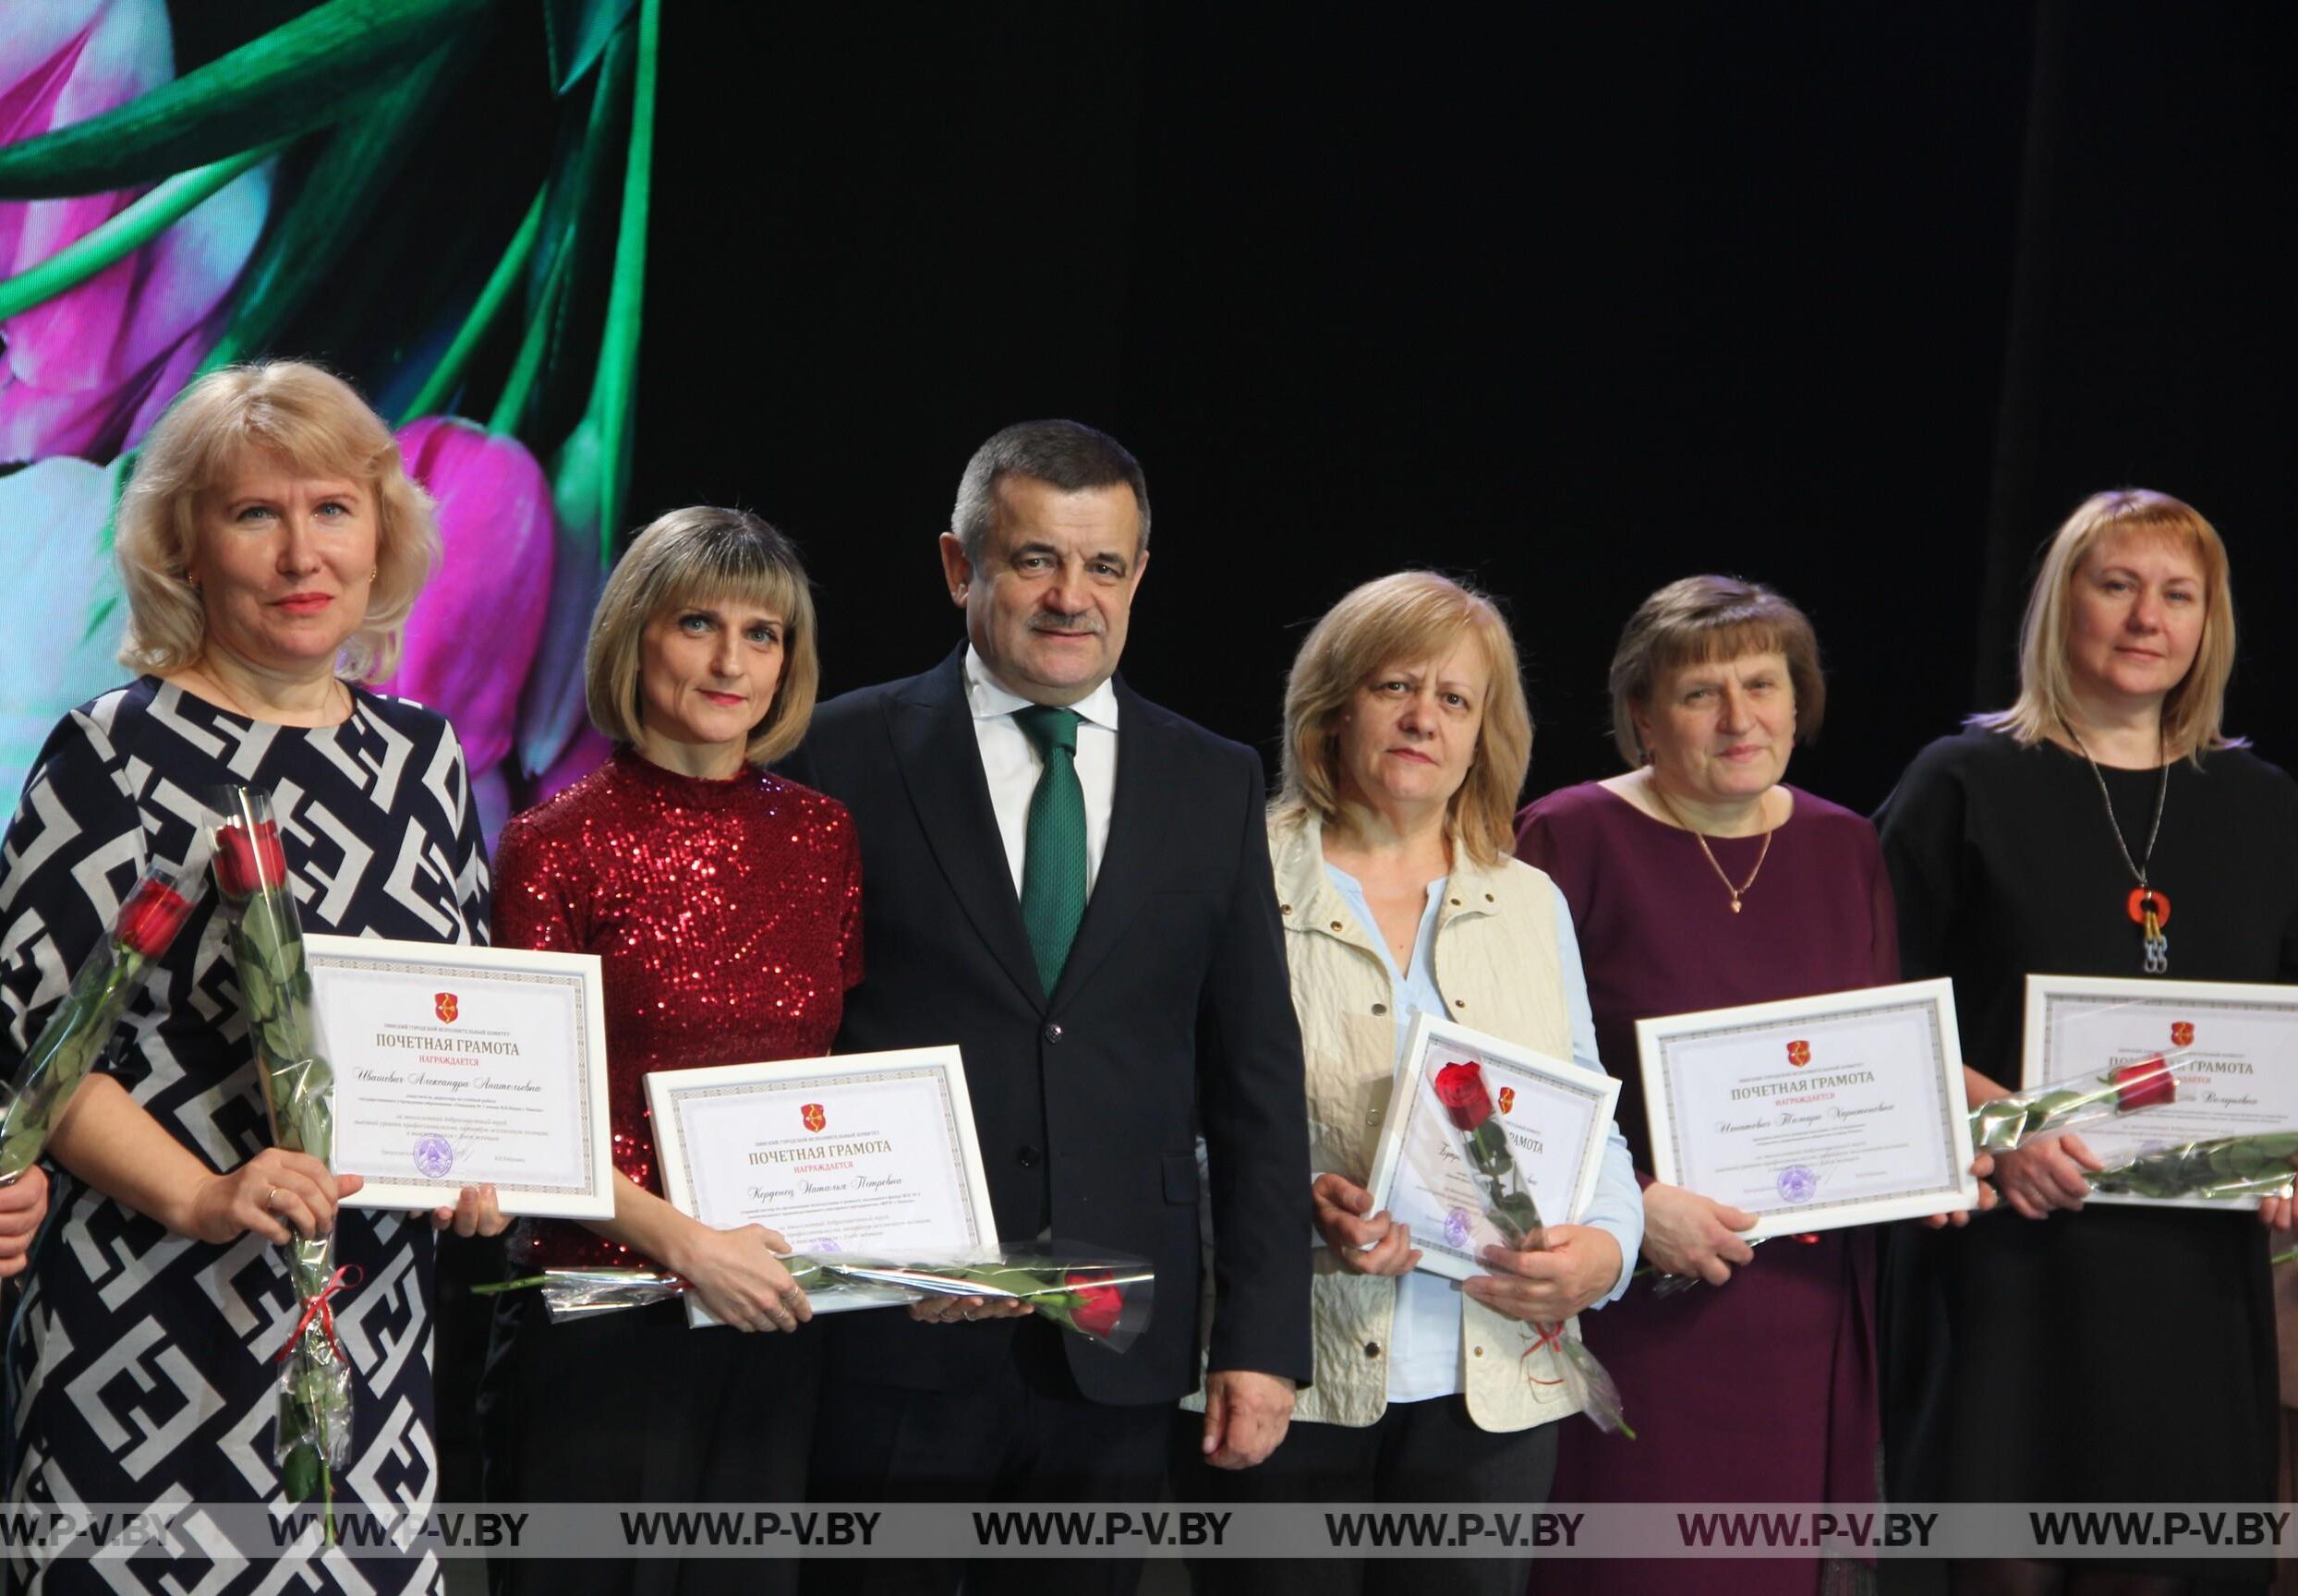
[{"x1": 1324, "y1": 864, "x2": 1644, "y2": 1405}]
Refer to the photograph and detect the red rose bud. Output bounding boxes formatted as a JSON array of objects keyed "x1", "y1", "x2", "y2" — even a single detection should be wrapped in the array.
[
  {"x1": 1070, "y1": 1279, "x2": 1124, "y2": 1340},
  {"x1": 2113, "y1": 1056, "x2": 2178, "y2": 1113},
  {"x1": 1432, "y1": 1061, "x2": 1494, "y2": 1131},
  {"x1": 213, "y1": 820, "x2": 288, "y2": 899},
  {"x1": 115, "y1": 877, "x2": 194, "y2": 960}
]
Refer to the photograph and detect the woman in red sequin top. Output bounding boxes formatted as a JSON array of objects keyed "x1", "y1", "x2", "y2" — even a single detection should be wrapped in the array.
[{"x1": 482, "y1": 506, "x2": 861, "y2": 1596}]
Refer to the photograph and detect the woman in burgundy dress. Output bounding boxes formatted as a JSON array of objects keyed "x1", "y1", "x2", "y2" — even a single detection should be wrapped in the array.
[
  {"x1": 1517, "y1": 575, "x2": 1985, "y2": 1596},
  {"x1": 482, "y1": 507, "x2": 861, "y2": 1596}
]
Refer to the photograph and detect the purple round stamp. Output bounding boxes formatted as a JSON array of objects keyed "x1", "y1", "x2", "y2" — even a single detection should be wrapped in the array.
[
  {"x1": 413, "y1": 1134, "x2": 454, "y2": 1179},
  {"x1": 1775, "y1": 1165, "x2": 1818, "y2": 1203},
  {"x1": 1444, "y1": 1207, "x2": 1473, "y2": 1249}
]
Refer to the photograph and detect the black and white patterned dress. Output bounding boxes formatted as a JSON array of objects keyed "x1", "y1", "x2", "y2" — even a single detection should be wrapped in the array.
[{"x1": 0, "y1": 677, "x2": 490, "y2": 1594}]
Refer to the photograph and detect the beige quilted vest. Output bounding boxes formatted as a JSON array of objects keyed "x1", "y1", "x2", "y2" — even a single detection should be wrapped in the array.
[{"x1": 1185, "y1": 811, "x2": 1590, "y2": 1432}]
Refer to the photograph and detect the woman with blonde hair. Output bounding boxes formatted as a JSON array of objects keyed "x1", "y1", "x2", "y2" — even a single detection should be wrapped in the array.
[
  {"x1": 1879, "y1": 490, "x2": 2298, "y2": 1593},
  {"x1": 1176, "y1": 570, "x2": 1641, "y2": 1596},
  {"x1": 483, "y1": 505, "x2": 858, "y2": 1596},
  {"x1": 0, "y1": 360, "x2": 502, "y2": 1594}
]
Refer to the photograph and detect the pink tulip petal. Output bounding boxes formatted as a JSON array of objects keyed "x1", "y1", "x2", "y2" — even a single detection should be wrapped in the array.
[
  {"x1": 380, "y1": 417, "x2": 558, "y2": 778},
  {"x1": 0, "y1": 315, "x2": 207, "y2": 462},
  {"x1": 0, "y1": 156, "x2": 270, "y2": 464},
  {"x1": 0, "y1": 367, "x2": 119, "y2": 459},
  {"x1": 106, "y1": 157, "x2": 270, "y2": 378},
  {"x1": 115, "y1": 301, "x2": 221, "y2": 451},
  {"x1": 0, "y1": 294, "x2": 220, "y2": 466},
  {"x1": 0, "y1": 0, "x2": 171, "y2": 308},
  {"x1": 0, "y1": 5, "x2": 112, "y2": 144},
  {"x1": 5, "y1": 155, "x2": 267, "y2": 396},
  {"x1": 27, "y1": 0, "x2": 169, "y2": 140}
]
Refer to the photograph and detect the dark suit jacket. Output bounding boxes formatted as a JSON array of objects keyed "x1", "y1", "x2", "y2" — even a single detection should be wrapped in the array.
[{"x1": 780, "y1": 647, "x2": 1312, "y2": 1405}]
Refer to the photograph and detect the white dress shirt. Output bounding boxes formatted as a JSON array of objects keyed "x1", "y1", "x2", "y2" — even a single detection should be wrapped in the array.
[{"x1": 964, "y1": 645, "x2": 1121, "y2": 899}]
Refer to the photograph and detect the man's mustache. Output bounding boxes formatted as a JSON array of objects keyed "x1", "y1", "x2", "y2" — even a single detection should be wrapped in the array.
[{"x1": 1027, "y1": 611, "x2": 1106, "y2": 635}]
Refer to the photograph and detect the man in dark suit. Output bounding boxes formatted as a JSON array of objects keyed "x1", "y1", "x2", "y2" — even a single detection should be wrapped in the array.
[{"x1": 784, "y1": 419, "x2": 1311, "y2": 1590}]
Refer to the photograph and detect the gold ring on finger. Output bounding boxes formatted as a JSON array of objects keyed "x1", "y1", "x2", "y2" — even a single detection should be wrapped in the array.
[{"x1": 265, "y1": 1186, "x2": 280, "y2": 1211}]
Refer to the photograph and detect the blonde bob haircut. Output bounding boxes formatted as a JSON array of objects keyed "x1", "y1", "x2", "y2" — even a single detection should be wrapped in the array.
[
  {"x1": 585, "y1": 506, "x2": 820, "y2": 767},
  {"x1": 1608, "y1": 574, "x2": 1826, "y2": 767},
  {"x1": 1970, "y1": 489, "x2": 2239, "y2": 760},
  {"x1": 1275, "y1": 570, "x2": 1531, "y2": 868},
  {"x1": 114, "y1": 361, "x2": 440, "y2": 682}
]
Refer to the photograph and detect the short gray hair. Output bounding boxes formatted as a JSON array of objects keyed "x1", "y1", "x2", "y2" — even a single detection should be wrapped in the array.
[{"x1": 950, "y1": 419, "x2": 1151, "y2": 562}]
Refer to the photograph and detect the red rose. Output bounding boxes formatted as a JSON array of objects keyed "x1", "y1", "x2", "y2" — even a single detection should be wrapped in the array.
[
  {"x1": 2113, "y1": 1056, "x2": 2178, "y2": 1113},
  {"x1": 214, "y1": 820, "x2": 288, "y2": 899},
  {"x1": 115, "y1": 877, "x2": 194, "y2": 959},
  {"x1": 1068, "y1": 1277, "x2": 1125, "y2": 1340},
  {"x1": 1432, "y1": 1061, "x2": 1494, "y2": 1131}
]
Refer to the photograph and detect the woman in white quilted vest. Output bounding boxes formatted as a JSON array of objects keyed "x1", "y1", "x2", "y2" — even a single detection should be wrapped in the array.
[{"x1": 1175, "y1": 570, "x2": 1642, "y2": 1596}]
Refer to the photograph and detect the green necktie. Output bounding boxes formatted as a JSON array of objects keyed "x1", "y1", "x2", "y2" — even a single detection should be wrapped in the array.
[{"x1": 1013, "y1": 704, "x2": 1086, "y2": 994}]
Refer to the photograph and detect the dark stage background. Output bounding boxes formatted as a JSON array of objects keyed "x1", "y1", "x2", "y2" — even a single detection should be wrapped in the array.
[
  {"x1": 622, "y1": 0, "x2": 2297, "y2": 815},
  {"x1": 30, "y1": 1, "x2": 2295, "y2": 1557}
]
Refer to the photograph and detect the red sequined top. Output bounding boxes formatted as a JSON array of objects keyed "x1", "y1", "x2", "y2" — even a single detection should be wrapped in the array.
[{"x1": 491, "y1": 747, "x2": 864, "y2": 1269}]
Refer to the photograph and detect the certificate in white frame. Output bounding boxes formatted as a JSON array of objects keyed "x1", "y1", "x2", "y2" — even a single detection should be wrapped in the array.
[
  {"x1": 2022, "y1": 973, "x2": 2298, "y2": 1210},
  {"x1": 305, "y1": 934, "x2": 614, "y2": 1218},
  {"x1": 647, "y1": 1046, "x2": 1000, "y2": 1322},
  {"x1": 1362, "y1": 1012, "x2": 1623, "y2": 1283},
  {"x1": 1637, "y1": 977, "x2": 1977, "y2": 1239}
]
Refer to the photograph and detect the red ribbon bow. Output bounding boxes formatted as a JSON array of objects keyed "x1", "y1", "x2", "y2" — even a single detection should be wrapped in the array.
[
  {"x1": 273, "y1": 1264, "x2": 363, "y2": 1363},
  {"x1": 1520, "y1": 1321, "x2": 1567, "y2": 1386}
]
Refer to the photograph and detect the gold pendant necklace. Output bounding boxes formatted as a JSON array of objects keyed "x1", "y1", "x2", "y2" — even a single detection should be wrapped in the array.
[
  {"x1": 181, "y1": 663, "x2": 352, "y2": 725},
  {"x1": 1648, "y1": 780, "x2": 1775, "y2": 913}
]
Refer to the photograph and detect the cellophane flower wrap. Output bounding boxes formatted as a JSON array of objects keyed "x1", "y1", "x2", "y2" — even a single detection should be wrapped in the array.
[
  {"x1": 209, "y1": 788, "x2": 347, "y2": 1531},
  {"x1": 0, "y1": 845, "x2": 208, "y2": 1179},
  {"x1": 1969, "y1": 1052, "x2": 2190, "y2": 1153},
  {"x1": 479, "y1": 1244, "x2": 1154, "y2": 1350},
  {"x1": 2086, "y1": 1130, "x2": 2298, "y2": 1203},
  {"x1": 1425, "y1": 1059, "x2": 1634, "y2": 1437}
]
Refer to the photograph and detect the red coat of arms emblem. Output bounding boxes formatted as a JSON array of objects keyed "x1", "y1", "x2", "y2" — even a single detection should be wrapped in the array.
[
  {"x1": 1786, "y1": 1039, "x2": 1811, "y2": 1068},
  {"x1": 1496, "y1": 1086, "x2": 1516, "y2": 1116},
  {"x1": 801, "y1": 1103, "x2": 827, "y2": 1133},
  {"x1": 434, "y1": 993, "x2": 459, "y2": 1023},
  {"x1": 2171, "y1": 1022, "x2": 2195, "y2": 1047}
]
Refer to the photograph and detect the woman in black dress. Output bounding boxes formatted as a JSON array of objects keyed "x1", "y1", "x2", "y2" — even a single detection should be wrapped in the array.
[
  {"x1": 1878, "y1": 489, "x2": 2298, "y2": 1593},
  {"x1": 0, "y1": 361, "x2": 504, "y2": 1594}
]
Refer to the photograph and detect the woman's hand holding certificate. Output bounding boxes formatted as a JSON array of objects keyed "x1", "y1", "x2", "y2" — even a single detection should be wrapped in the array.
[
  {"x1": 1363, "y1": 1018, "x2": 1621, "y2": 1281},
  {"x1": 1463, "y1": 1226, "x2": 1623, "y2": 1324},
  {"x1": 656, "y1": 1216, "x2": 813, "y2": 1333},
  {"x1": 1635, "y1": 978, "x2": 1979, "y2": 1238},
  {"x1": 304, "y1": 935, "x2": 615, "y2": 1219},
  {"x1": 2021, "y1": 974, "x2": 2298, "y2": 1214},
  {"x1": 1638, "y1": 1182, "x2": 1759, "y2": 1286}
]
